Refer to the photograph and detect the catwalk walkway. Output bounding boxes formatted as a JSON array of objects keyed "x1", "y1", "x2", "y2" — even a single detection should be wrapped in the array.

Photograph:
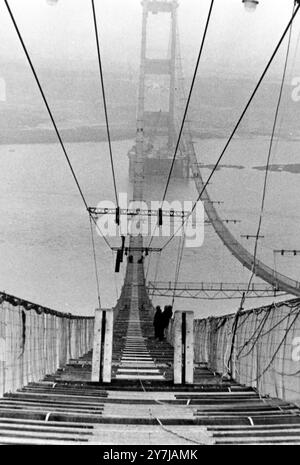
[
  {"x1": 1, "y1": 243, "x2": 300, "y2": 444},
  {"x1": 1, "y1": 349, "x2": 300, "y2": 444}
]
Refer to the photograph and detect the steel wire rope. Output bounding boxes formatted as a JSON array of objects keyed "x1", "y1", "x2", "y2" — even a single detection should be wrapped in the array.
[
  {"x1": 89, "y1": 215, "x2": 102, "y2": 309},
  {"x1": 227, "y1": 3, "x2": 296, "y2": 374},
  {"x1": 237, "y1": 306, "x2": 299, "y2": 361},
  {"x1": 4, "y1": 0, "x2": 118, "y2": 318},
  {"x1": 91, "y1": 0, "x2": 119, "y2": 208},
  {"x1": 159, "y1": 4, "x2": 300, "y2": 253},
  {"x1": 251, "y1": 310, "x2": 299, "y2": 383},
  {"x1": 239, "y1": 1, "x2": 295, "y2": 309},
  {"x1": 137, "y1": 379, "x2": 208, "y2": 445},
  {"x1": 4, "y1": 0, "x2": 114, "y2": 252},
  {"x1": 147, "y1": 0, "x2": 215, "y2": 248},
  {"x1": 172, "y1": 230, "x2": 186, "y2": 308}
]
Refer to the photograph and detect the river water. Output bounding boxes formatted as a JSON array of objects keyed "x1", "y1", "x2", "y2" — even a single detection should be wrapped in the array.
[{"x1": 0, "y1": 136, "x2": 299, "y2": 317}]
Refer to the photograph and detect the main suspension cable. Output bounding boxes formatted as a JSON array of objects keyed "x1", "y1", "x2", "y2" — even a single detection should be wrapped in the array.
[
  {"x1": 160, "y1": 3, "x2": 300, "y2": 252},
  {"x1": 239, "y1": 0, "x2": 295, "y2": 310},
  {"x1": 161, "y1": 0, "x2": 214, "y2": 203},
  {"x1": 147, "y1": 0, "x2": 214, "y2": 248},
  {"x1": 5, "y1": 0, "x2": 114, "y2": 252},
  {"x1": 5, "y1": 0, "x2": 89, "y2": 211},
  {"x1": 228, "y1": 3, "x2": 295, "y2": 374}
]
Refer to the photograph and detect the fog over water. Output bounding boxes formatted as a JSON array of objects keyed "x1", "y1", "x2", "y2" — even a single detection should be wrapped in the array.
[{"x1": 1, "y1": 0, "x2": 300, "y2": 77}]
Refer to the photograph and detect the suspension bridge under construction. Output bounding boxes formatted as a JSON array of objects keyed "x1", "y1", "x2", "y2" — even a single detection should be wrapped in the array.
[{"x1": 1, "y1": 0, "x2": 300, "y2": 445}]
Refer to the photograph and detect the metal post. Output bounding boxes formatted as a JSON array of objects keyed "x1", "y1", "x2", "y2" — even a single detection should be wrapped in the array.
[
  {"x1": 173, "y1": 310, "x2": 194, "y2": 384},
  {"x1": 102, "y1": 309, "x2": 113, "y2": 383},
  {"x1": 0, "y1": 305, "x2": 6, "y2": 396},
  {"x1": 185, "y1": 311, "x2": 194, "y2": 384},
  {"x1": 173, "y1": 311, "x2": 182, "y2": 384},
  {"x1": 91, "y1": 308, "x2": 113, "y2": 383}
]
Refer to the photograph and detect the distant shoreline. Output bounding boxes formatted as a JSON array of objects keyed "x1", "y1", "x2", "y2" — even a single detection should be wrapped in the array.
[
  {"x1": 0, "y1": 126, "x2": 136, "y2": 146},
  {"x1": 0, "y1": 125, "x2": 298, "y2": 146},
  {"x1": 0, "y1": 126, "x2": 226, "y2": 145}
]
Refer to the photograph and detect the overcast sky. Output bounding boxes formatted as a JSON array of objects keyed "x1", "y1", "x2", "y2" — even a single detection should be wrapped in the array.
[{"x1": 0, "y1": 0, "x2": 300, "y2": 78}]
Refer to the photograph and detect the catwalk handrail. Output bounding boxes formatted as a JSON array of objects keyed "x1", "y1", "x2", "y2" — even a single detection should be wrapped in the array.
[
  {"x1": 192, "y1": 297, "x2": 300, "y2": 404},
  {"x1": 0, "y1": 291, "x2": 94, "y2": 319},
  {"x1": 0, "y1": 292, "x2": 94, "y2": 396}
]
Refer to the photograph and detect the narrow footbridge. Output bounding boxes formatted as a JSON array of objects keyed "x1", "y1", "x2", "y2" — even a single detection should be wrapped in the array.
[{"x1": 1, "y1": 240, "x2": 300, "y2": 445}]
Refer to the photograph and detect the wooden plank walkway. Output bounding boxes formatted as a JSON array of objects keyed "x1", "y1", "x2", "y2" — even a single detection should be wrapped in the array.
[
  {"x1": 1, "y1": 245, "x2": 300, "y2": 444},
  {"x1": 1, "y1": 362, "x2": 300, "y2": 444}
]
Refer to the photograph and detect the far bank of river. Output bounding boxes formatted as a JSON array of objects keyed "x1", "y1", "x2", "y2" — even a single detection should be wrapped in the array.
[{"x1": 0, "y1": 125, "x2": 249, "y2": 146}]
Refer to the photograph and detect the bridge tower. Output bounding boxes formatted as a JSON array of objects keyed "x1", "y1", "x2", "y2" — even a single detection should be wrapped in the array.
[{"x1": 128, "y1": 0, "x2": 190, "y2": 181}]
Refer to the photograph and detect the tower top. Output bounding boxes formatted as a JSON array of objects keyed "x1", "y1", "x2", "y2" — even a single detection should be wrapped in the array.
[{"x1": 142, "y1": 0, "x2": 178, "y2": 14}]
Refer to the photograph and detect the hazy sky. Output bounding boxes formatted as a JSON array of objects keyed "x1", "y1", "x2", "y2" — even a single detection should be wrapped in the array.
[{"x1": 0, "y1": 0, "x2": 300, "y2": 77}]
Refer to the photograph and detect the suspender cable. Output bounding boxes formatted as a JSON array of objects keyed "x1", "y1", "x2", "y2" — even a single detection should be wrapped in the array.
[
  {"x1": 91, "y1": 0, "x2": 119, "y2": 209},
  {"x1": 5, "y1": 0, "x2": 113, "y2": 252},
  {"x1": 160, "y1": 3, "x2": 300, "y2": 252}
]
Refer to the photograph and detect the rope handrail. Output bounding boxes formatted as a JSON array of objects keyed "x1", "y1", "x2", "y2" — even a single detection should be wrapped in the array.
[
  {"x1": 195, "y1": 297, "x2": 300, "y2": 323},
  {"x1": 0, "y1": 291, "x2": 93, "y2": 319}
]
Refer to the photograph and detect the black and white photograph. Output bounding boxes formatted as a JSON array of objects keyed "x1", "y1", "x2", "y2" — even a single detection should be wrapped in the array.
[{"x1": 0, "y1": 0, "x2": 300, "y2": 450}]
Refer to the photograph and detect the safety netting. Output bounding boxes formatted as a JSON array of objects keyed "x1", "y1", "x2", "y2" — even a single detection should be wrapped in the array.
[{"x1": 194, "y1": 298, "x2": 300, "y2": 405}]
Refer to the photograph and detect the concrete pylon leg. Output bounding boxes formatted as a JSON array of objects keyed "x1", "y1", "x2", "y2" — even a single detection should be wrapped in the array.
[
  {"x1": 185, "y1": 311, "x2": 194, "y2": 384},
  {"x1": 174, "y1": 312, "x2": 183, "y2": 384},
  {"x1": 91, "y1": 308, "x2": 113, "y2": 383},
  {"x1": 173, "y1": 311, "x2": 194, "y2": 384},
  {"x1": 102, "y1": 309, "x2": 113, "y2": 383}
]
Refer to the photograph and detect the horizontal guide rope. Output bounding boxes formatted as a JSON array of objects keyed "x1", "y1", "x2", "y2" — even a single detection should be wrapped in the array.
[
  {"x1": 0, "y1": 291, "x2": 93, "y2": 319},
  {"x1": 274, "y1": 249, "x2": 300, "y2": 255},
  {"x1": 112, "y1": 247, "x2": 161, "y2": 252},
  {"x1": 89, "y1": 207, "x2": 190, "y2": 217}
]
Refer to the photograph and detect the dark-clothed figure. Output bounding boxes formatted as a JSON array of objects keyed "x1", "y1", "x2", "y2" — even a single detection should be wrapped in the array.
[
  {"x1": 153, "y1": 306, "x2": 162, "y2": 339},
  {"x1": 162, "y1": 305, "x2": 173, "y2": 339}
]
